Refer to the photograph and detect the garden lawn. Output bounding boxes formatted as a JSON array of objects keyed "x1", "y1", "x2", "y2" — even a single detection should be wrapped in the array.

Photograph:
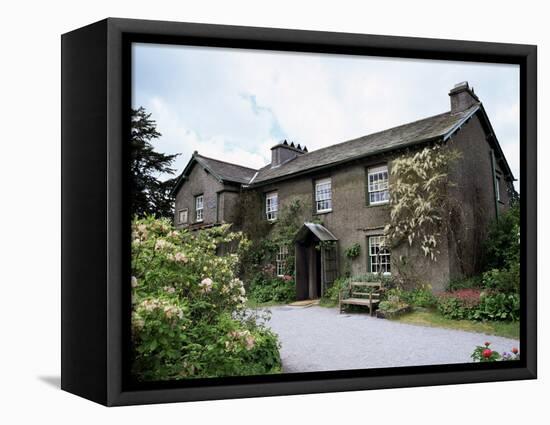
[{"x1": 392, "y1": 308, "x2": 519, "y2": 339}]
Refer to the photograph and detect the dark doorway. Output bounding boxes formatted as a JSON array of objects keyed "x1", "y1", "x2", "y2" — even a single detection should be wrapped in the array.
[
  {"x1": 295, "y1": 239, "x2": 321, "y2": 300},
  {"x1": 294, "y1": 223, "x2": 338, "y2": 301}
]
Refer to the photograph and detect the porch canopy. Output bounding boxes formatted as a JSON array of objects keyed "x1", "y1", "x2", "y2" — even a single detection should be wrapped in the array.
[{"x1": 294, "y1": 222, "x2": 338, "y2": 243}]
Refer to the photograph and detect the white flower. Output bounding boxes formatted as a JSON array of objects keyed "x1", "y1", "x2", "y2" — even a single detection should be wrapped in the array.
[
  {"x1": 199, "y1": 278, "x2": 213, "y2": 293},
  {"x1": 131, "y1": 276, "x2": 138, "y2": 288},
  {"x1": 174, "y1": 252, "x2": 188, "y2": 263},
  {"x1": 245, "y1": 334, "x2": 255, "y2": 350},
  {"x1": 155, "y1": 239, "x2": 169, "y2": 251}
]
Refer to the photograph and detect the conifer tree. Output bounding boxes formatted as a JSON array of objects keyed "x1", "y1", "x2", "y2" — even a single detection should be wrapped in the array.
[{"x1": 130, "y1": 106, "x2": 179, "y2": 218}]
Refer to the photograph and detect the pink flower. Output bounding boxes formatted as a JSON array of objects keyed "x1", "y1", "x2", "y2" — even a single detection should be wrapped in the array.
[
  {"x1": 511, "y1": 347, "x2": 519, "y2": 354},
  {"x1": 482, "y1": 349, "x2": 492, "y2": 358},
  {"x1": 484, "y1": 341, "x2": 491, "y2": 347}
]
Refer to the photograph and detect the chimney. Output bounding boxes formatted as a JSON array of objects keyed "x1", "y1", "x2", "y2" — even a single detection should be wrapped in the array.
[
  {"x1": 449, "y1": 81, "x2": 480, "y2": 113},
  {"x1": 270, "y1": 139, "x2": 307, "y2": 168}
]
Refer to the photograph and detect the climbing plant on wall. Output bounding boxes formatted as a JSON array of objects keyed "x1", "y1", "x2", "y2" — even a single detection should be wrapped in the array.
[
  {"x1": 238, "y1": 194, "x2": 311, "y2": 284},
  {"x1": 385, "y1": 144, "x2": 461, "y2": 261}
]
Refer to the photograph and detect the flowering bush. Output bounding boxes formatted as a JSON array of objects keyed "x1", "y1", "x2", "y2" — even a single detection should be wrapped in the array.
[
  {"x1": 471, "y1": 342, "x2": 520, "y2": 362},
  {"x1": 131, "y1": 216, "x2": 281, "y2": 381}
]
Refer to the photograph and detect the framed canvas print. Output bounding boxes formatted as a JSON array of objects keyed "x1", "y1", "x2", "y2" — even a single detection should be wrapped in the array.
[{"x1": 61, "y1": 18, "x2": 537, "y2": 406}]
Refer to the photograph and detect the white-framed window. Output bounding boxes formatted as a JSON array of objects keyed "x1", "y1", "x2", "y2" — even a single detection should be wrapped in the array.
[
  {"x1": 367, "y1": 165, "x2": 390, "y2": 205},
  {"x1": 195, "y1": 195, "x2": 204, "y2": 222},
  {"x1": 496, "y1": 176, "x2": 501, "y2": 202},
  {"x1": 276, "y1": 245, "x2": 288, "y2": 277},
  {"x1": 368, "y1": 235, "x2": 391, "y2": 274},
  {"x1": 178, "y1": 209, "x2": 188, "y2": 224},
  {"x1": 315, "y1": 178, "x2": 332, "y2": 213},
  {"x1": 266, "y1": 191, "x2": 278, "y2": 221}
]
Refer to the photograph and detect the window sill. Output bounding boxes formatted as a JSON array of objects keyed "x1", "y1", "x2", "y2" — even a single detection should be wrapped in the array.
[
  {"x1": 315, "y1": 209, "x2": 333, "y2": 215},
  {"x1": 366, "y1": 203, "x2": 390, "y2": 209}
]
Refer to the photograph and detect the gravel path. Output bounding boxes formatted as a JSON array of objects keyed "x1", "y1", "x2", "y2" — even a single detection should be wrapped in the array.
[{"x1": 262, "y1": 306, "x2": 519, "y2": 373}]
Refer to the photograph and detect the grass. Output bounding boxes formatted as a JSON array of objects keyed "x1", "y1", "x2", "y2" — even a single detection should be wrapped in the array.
[{"x1": 392, "y1": 308, "x2": 520, "y2": 339}]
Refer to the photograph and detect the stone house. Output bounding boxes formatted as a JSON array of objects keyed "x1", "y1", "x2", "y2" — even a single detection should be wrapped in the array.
[{"x1": 172, "y1": 82, "x2": 515, "y2": 298}]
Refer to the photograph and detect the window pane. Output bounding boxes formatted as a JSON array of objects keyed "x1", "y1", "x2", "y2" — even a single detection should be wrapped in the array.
[
  {"x1": 276, "y1": 244, "x2": 288, "y2": 276},
  {"x1": 369, "y1": 235, "x2": 391, "y2": 274},
  {"x1": 367, "y1": 165, "x2": 389, "y2": 204},
  {"x1": 316, "y1": 179, "x2": 332, "y2": 212},
  {"x1": 266, "y1": 192, "x2": 278, "y2": 220}
]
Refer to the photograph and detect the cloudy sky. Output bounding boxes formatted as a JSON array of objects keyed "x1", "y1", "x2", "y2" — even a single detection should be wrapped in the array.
[{"x1": 132, "y1": 43, "x2": 519, "y2": 188}]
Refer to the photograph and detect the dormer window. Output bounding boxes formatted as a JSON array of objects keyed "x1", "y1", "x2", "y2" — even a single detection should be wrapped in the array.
[
  {"x1": 367, "y1": 165, "x2": 389, "y2": 205},
  {"x1": 266, "y1": 191, "x2": 278, "y2": 221}
]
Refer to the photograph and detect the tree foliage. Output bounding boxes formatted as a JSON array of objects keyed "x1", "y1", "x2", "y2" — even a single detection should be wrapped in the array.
[
  {"x1": 130, "y1": 107, "x2": 179, "y2": 218},
  {"x1": 483, "y1": 201, "x2": 520, "y2": 270},
  {"x1": 385, "y1": 145, "x2": 461, "y2": 261}
]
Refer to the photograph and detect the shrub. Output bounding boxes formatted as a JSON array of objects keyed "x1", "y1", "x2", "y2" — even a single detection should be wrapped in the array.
[
  {"x1": 448, "y1": 275, "x2": 483, "y2": 291},
  {"x1": 483, "y1": 202, "x2": 520, "y2": 270},
  {"x1": 482, "y1": 263, "x2": 520, "y2": 294},
  {"x1": 131, "y1": 216, "x2": 281, "y2": 381},
  {"x1": 248, "y1": 274, "x2": 295, "y2": 303},
  {"x1": 470, "y1": 292, "x2": 520, "y2": 321},
  {"x1": 437, "y1": 289, "x2": 483, "y2": 320},
  {"x1": 401, "y1": 285, "x2": 437, "y2": 308},
  {"x1": 437, "y1": 289, "x2": 519, "y2": 322},
  {"x1": 321, "y1": 277, "x2": 350, "y2": 304}
]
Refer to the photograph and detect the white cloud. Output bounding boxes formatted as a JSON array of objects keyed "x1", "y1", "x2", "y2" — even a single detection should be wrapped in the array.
[{"x1": 133, "y1": 44, "x2": 520, "y2": 189}]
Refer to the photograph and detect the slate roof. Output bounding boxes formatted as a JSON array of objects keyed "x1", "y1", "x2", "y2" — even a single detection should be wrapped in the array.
[
  {"x1": 194, "y1": 154, "x2": 257, "y2": 184},
  {"x1": 252, "y1": 104, "x2": 480, "y2": 185},
  {"x1": 171, "y1": 153, "x2": 257, "y2": 195}
]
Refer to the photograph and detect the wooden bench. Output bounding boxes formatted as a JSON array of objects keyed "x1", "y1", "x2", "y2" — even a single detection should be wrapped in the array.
[{"x1": 339, "y1": 281, "x2": 384, "y2": 316}]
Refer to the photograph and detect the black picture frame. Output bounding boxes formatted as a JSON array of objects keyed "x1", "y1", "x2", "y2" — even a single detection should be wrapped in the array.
[{"x1": 61, "y1": 17, "x2": 537, "y2": 406}]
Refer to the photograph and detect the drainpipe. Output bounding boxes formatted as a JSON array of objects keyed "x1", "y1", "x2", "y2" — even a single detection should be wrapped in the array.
[{"x1": 490, "y1": 149, "x2": 499, "y2": 223}]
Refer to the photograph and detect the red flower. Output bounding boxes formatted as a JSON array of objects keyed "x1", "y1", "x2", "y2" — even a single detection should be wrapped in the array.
[
  {"x1": 482, "y1": 349, "x2": 492, "y2": 358},
  {"x1": 484, "y1": 342, "x2": 491, "y2": 347},
  {"x1": 511, "y1": 347, "x2": 519, "y2": 354}
]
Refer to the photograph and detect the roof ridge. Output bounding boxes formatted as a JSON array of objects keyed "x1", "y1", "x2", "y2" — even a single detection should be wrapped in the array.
[
  {"x1": 303, "y1": 109, "x2": 452, "y2": 157},
  {"x1": 195, "y1": 153, "x2": 259, "y2": 172}
]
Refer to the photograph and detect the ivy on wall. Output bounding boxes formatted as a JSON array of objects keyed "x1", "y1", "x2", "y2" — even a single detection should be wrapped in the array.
[{"x1": 238, "y1": 194, "x2": 312, "y2": 284}]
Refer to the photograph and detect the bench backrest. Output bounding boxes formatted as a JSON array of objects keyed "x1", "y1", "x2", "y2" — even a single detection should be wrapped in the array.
[
  {"x1": 348, "y1": 281, "x2": 383, "y2": 298},
  {"x1": 349, "y1": 281, "x2": 382, "y2": 289}
]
